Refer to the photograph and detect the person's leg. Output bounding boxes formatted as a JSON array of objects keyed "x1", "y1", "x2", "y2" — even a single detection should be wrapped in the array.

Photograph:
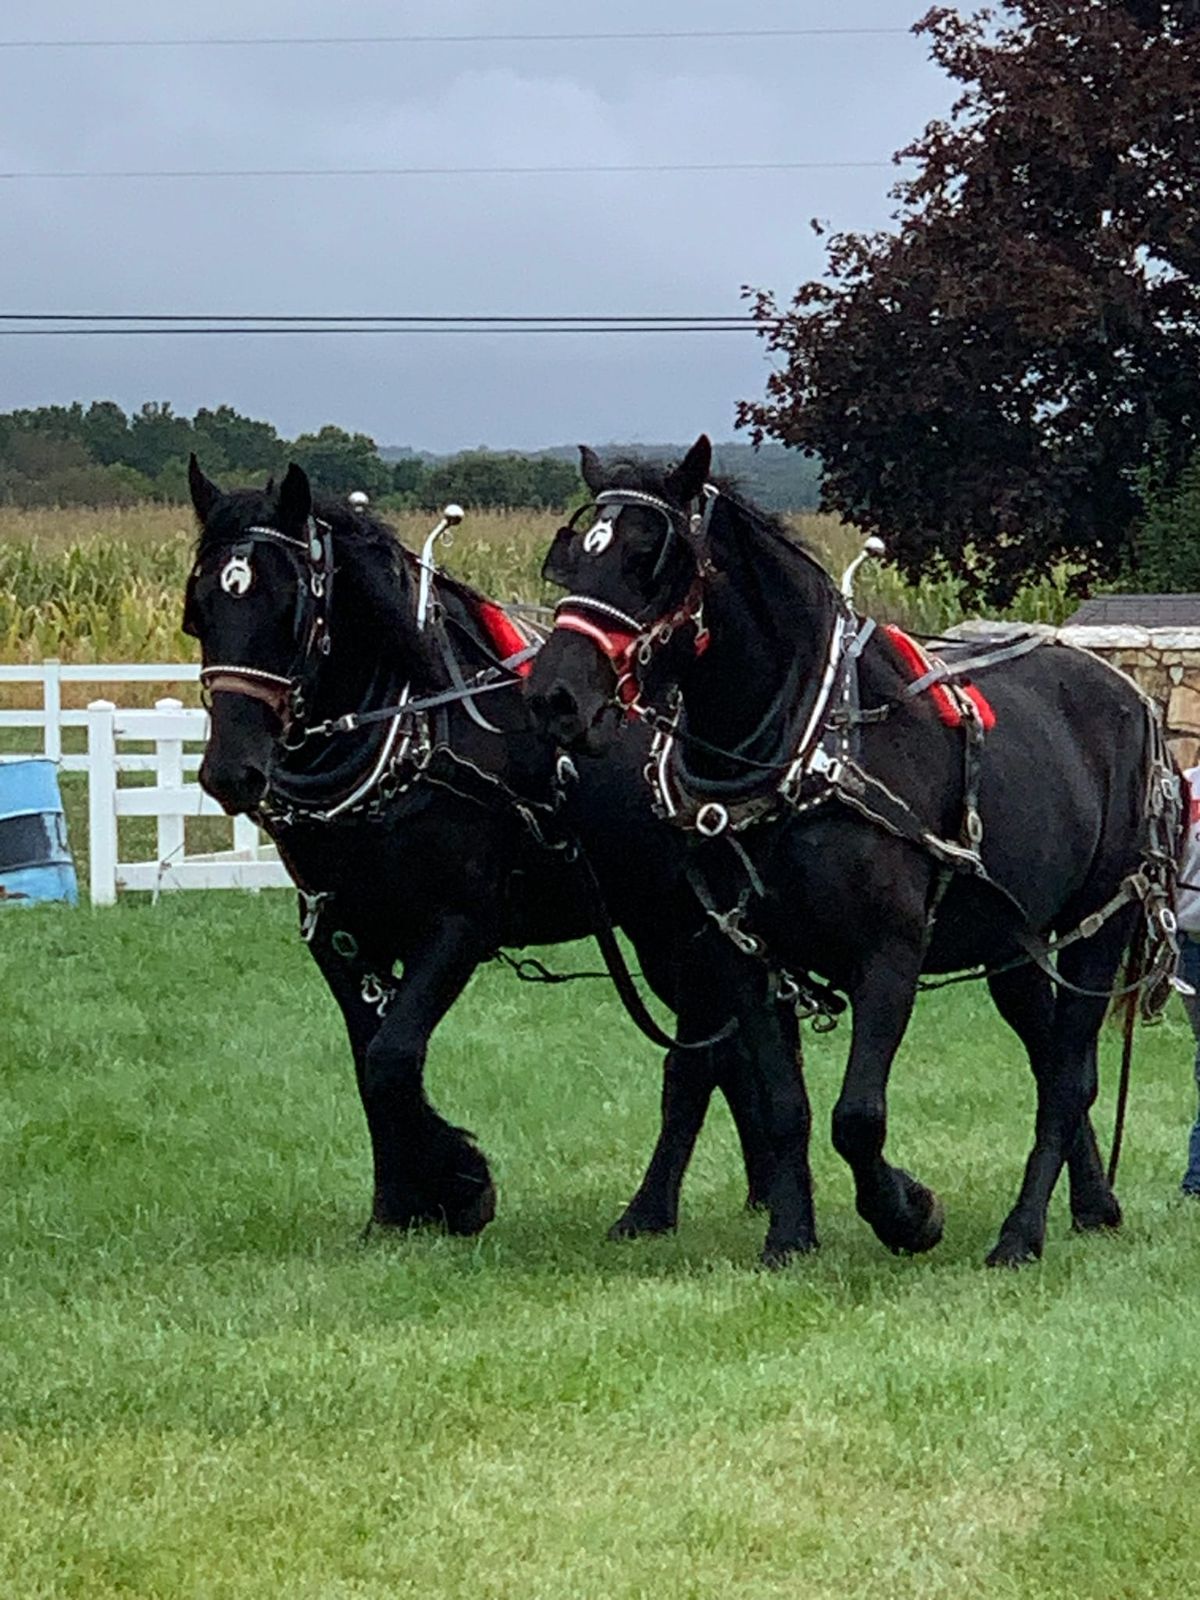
[{"x1": 1178, "y1": 938, "x2": 1200, "y2": 1194}]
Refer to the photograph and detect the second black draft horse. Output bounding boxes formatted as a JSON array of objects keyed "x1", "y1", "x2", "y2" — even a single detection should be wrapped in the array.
[
  {"x1": 528, "y1": 436, "x2": 1181, "y2": 1266},
  {"x1": 184, "y1": 457, "x2": 815, "y2": 1260}
]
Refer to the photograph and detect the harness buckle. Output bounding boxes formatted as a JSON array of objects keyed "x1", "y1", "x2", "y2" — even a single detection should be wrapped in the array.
[
  {"x1": 360, "y1": 974, "x2": 395, "y2": 1018},
  {"x1": 695, "y1": 802, "x2": 730, "y2": 838},
  {"x1": 965, "y1": 807, "x2": 984, "y2": 847},
  {"x1": 298, "y1": 889, "x2": 330, "y2": 944},
  {"x1": 728, "y1": 924, "x2": 764, "y2": 957}
]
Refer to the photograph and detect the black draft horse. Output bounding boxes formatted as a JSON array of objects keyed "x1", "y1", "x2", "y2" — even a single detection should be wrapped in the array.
[
  {"x1": 528, "y1": 435, "x2": 1181, "y2": 1266},
  {"x1": 183, "y1": 456, "x2": 816, "y2": 1258}
]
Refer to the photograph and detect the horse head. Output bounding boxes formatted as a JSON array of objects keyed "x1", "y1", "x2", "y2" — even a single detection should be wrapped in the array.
[
  {"x1": 526, "y1": 435, "x2": 714, "y2": 752},
  {"x1": 185, "y1": 455, "x2": 432, "y2": 815}
]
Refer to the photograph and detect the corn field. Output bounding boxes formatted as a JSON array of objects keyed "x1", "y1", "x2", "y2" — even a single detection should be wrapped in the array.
[{"x1": 0, "y1": 502, "x2": 1075, "y2": 674}]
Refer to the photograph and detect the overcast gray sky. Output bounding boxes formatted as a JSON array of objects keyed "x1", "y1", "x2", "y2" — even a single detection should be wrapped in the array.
[{"x1": 1, "y1": 1, "x2": 952, "y2": 451}]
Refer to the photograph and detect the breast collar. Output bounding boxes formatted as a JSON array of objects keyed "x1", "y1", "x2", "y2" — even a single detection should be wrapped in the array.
[{"x1": 645, "y1": 610, "x2": 878, "y2": 837}]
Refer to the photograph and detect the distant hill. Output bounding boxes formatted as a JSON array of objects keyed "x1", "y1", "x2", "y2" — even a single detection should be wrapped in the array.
[{"x1": 380, "y1": 440, "x2": 821, "y2": 511}]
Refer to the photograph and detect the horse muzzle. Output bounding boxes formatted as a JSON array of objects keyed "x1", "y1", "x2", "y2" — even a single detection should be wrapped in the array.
[{"x1": 199, "y1": 690, "x2": 279, "y2": 815}]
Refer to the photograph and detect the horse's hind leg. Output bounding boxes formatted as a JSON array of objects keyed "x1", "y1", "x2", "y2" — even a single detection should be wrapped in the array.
[
  {"x1": 986, "y1": 914, "x2": 1132, "y2": 1267},
  {"x1": 609, "y1": 1044, "x2": 719, "y2": 1237},
  {"x1": 987, "y1": 967, "x2": 1121, "y2": 1234},
  {"x1": 610, "y1": 957, "x2": 808, "y2": 1246}
]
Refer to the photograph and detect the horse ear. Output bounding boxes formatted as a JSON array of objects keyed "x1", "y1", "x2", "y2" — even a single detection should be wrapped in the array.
[
  {"x1": 665, "y1": 434, "x2": 712, "y2": 504},
  {"x1": 277, "y1": 462, "x2": 312, "y2": 528},
  {"x1": 188, "y1": 453, "x2": 221, "y2": 523},
  {"x1": 578, "y1": 444, "x2": 606, "y2": 496},
  {"x1": 264, "y1": 475, "x2": 275, "y2": 495}
]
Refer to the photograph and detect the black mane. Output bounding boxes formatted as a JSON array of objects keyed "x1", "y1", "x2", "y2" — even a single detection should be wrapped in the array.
[
  {"x1": 596, "y1": 453, "x2": 822, "y2": 575},
  {"x1": 195, "y1": 489, "x2": 500, "y2": 626}
]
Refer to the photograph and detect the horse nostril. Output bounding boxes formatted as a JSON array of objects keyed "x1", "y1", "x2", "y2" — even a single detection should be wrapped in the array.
[{"x1": 547, "y1": 685, "x2": 579, "y2": 719}]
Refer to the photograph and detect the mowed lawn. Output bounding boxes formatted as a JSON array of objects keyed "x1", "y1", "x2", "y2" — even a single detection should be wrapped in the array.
[{"x1": 2, "y1": 893, "x2": 1198, "y2": 1599}]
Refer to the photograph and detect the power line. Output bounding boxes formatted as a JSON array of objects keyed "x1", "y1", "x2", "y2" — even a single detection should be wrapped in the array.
[
  {"x1": 0, "y1": 313, "x2": 763, "y2": 324},
  {"x1": 0, "y1": 324, "x2": 779, "y2": 339},
  {"x1": 0, "y1": 28, "x2": 910, "y2": 50},
  {"x1": 0, "y1": 159, "x2": 896, "y2": 181}
]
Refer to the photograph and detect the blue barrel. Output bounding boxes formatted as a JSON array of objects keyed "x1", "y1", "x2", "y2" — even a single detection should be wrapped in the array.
[{"x1": 0, "y1": 758, "x2": 78, "y2": 907}]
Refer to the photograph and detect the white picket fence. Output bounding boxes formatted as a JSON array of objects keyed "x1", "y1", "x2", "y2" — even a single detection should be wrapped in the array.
[
  {"x1": 85, "y1": 698, "x2": 291, "y2": 906},
  {"x1": 0, "y1": 659, "x2": 201, "y2": 770}
]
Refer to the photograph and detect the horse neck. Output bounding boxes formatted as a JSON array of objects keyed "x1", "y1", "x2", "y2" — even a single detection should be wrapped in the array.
[
  {"x1": 678, "y1": 508, "x2": 841, "y2": 769},
  {"x1": 304, "y1": 540, "x2": 421, "y2": 722}
]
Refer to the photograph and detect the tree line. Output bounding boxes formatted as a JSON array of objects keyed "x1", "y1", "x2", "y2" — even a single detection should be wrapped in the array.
[
  {"x1": 0, "y1": 402, "x2": 583, "y2": 511},
  {"x1": 0, "y1": 401, "x2": 824, "y2": 515}
]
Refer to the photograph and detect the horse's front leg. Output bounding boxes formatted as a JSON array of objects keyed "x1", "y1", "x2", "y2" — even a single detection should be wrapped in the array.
[
  {"x1": 832, "y1": 940, "x2": 944, "y2": 1256},
  {"x1": 607, "y1": 937, "x2": 739, "y2": 1239},
  {"x1": 304, "y1": 909, "x2": 423, "y2": 1230},
  {"x1": 359, "y1": 913, "x2": 495, "y2": 1235},
  {"x1": 744, "y1": 981, "x2": 818, "y2": 1266},
  {"x1": 344, "y1": 912, "x2": 494, "y2": 1236}
]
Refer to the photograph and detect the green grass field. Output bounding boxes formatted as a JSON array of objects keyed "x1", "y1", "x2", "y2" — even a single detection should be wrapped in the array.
[{"x1": 2, "y1": 891, "x2": 1198, "y2": 1599}]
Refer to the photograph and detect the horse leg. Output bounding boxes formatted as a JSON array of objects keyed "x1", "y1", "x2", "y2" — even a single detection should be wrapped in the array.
[
  {"x1": 609, "y1": 1017, "x2": 795, "y2": 1236},
  {"x1": 303, "y1": 912, "x2": 413, "y2": 1226},
  {"x1": 987, "y1": 967, "x2": 1121, "y2": 1234},
  {"x1": 608, "y1": 1043, "x2": 721, "y2": 1237},
  {"x1": 359, "y1": 914, "x2": 496, "y2": 1236},
  {"x1": 986, "y1": 914, "x2": 1132, "y2": 1267},
  {"x1": 608, "y1": 932, "x2": 782, "y2": 1235},
  {"x1": 831, "y1": 943, "x2": 944, "y2": 1256},
  {"x1": 751, "y1": 985, "x2": 819, "y2": 1265}
]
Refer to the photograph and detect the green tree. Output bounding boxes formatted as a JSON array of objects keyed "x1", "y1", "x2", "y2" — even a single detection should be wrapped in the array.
[
  {"x1": 0, "y1": 433, "x2": 151, "y2": 506},
  {"x1": 420, "y1": 450, "x2": 579, "y2": 510},
  {"x1": 288, "y1": 425, "x2": 392, "y2": 498},
  {"x1": 192, "y1": 405, "x2": 285, "y2": 480},
  {"x1": 79, "y1": 401, "x2": 129, "y2": 465},
  {"x1": 1127, "y1": 443, "x2": 1200, "y2": 591},
  {"x1": 739, "y1": 1, "x2": 1200, "y2": 606},
  {"x1": 390, "y1": 456, "x2": 430, "y2": 504},
  {"x1": 126, "y1": 402, "x2": 194, "y2": 479}
]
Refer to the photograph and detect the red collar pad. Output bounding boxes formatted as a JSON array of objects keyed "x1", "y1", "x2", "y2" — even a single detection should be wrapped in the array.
[
  {"x1": 474, "y1": 599, "x2": 535, "y2": 677},
  {"x1": 882, "y1": 624, "x2": 996, "y2": 731}
]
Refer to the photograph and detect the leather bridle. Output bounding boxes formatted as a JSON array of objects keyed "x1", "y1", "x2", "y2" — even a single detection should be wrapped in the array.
[
  {"x1": 185, "y1": 517, "x2": 335, "y2": 734},
  {"x1": 550, "y1": 486, "x2": 716, "y2": 714}
]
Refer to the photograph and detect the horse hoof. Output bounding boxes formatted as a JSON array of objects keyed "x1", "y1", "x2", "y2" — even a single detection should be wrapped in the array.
[
  {"x1": 1071, "y1": 1198, "x2": 1122, "y2": 1233},
  {"x1": 370, "y1": 1204, "x2": 441, "y2": 1233},
  {"x1": 985, "y1": 1235, "x2": 1042, "y2": 1268},
  {"x1": 759, "y1": 1236, "x2": 818, "y2": 1270},
  {"x1": 444, "y1": 1179, "x2": 497, "y2": 1237},
  {"x1": 880, "y1": 1173, "x2": 944, "y2": 1255},
  {"x1": 607, "y1": 1208, "x2": 676, "y2": 1240},
  {"x1": 904, "y1": 1190, "x2": 945, "y2": 1255}
]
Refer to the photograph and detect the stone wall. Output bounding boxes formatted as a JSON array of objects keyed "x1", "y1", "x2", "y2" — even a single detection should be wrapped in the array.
[
  {"x1": 948, "y1": 622, "x2": 1200, "y2": 769},
  {"x1": 1059, "y1": 626, "x2": 1200, "y2": 771}
]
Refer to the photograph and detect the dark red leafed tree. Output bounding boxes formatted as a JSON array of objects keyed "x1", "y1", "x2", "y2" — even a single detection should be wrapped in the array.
[{"x1": 738, "y1": 1, "x2": 1200, "y2": 606}]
